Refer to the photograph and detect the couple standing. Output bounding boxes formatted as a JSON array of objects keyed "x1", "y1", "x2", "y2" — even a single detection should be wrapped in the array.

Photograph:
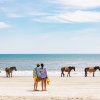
[{"x1": 33, "y1": 63, "x2": 47, "y2": 91}]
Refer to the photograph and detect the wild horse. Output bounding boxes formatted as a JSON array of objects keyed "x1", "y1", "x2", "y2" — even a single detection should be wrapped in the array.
[
  {"x1": 61, "y1": 66, "x2": 75, "y2": 77},
  {"x1": 5, "y1": 67, "x2": 17, "y2": 77},
  {"x1": 85, "y1": 66, "x2": 100, "y2": 77}
]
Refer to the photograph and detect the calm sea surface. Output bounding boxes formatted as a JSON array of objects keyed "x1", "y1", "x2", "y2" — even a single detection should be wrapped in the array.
[{"x1": 0, "y1": 54, "x2": 100, "y2": 71}]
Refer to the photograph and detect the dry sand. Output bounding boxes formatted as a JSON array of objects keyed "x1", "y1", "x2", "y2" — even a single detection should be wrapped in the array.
[{"x1": 0, "y1": 76, "x2": 100, "y2": 100}]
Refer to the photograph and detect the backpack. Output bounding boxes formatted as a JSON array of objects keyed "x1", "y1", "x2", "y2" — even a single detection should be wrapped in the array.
[{"x1": 33, "y1": 67, "x2": 41, "y2": 77}]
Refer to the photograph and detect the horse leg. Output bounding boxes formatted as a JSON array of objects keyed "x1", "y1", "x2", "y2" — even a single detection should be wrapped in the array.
[
  {"x1": 85, "y1": 72, "x2": 87, "y2": 77},
  {"x1": 62, "y1": 72, "x2": 64, "y2": 77},
  {"x1": 61, "y1": 71, "x2": 63, "y2": 77},
  {"x1": 67, "y1": 73, "x2": 68, "y2": 77},
  {"x1": 6, "y1": 72, "x2": 8, "y2": 77},
  {"x1": 61, "y1": 70, "x2": 64, "y2": 77},
  {"x1": 7, "y1": 73, "x2": 8, "y2": 77},
  {"x1": 67, "y1": 72, "x2": 70, "y2": 77},
  {"x1": 63, "y1": 72, "x2": 65, "y2": 77},
  {"x1": 93, "y1": 72, "x2": 95, "y2": 77},
  {"x1": 9, "y1": 73, "x2": 10, "y2": 77},
  {"x1": 85, "y1": 71, "x2": 87, "y2": 77},
  {"x1": 11, "y1": 72, "x2": 12, "y2": 77},
  {"x1": 69, "y1": 72, "x2": 71, "y2": 77},
  {"x1": 7, "y1": 73, "x2": 9, "y2": 77}
]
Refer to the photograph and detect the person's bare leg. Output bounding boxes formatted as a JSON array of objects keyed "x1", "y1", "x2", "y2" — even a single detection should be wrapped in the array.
[
  {"x1": 36, "y1": 81, "x2": 38, "y2": 91},
  {"x1": 41, "y1": 79, "x2": 44, "y2": 91},
  {"x1": 44, "y1": 78, "x2": 46, "y2": 91},
  {"x1": 34, "y1": 81, "x2": 36, "y2": 91}
]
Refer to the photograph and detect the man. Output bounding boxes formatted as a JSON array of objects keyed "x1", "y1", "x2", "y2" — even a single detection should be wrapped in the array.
[{"x1": 33, "y1": 64, "x2": 41, "y2": 91}]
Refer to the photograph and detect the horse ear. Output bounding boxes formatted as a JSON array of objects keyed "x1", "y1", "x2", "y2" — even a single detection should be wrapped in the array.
[{"x1": 68, "y1": 66, "x2": 71, "y2": 68}]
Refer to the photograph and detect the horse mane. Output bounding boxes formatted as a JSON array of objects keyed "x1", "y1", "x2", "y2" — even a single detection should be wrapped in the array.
[
  {"x1": 10, "y1": 66, "x2": 16, "y2": 68},
  {"x1": 68, "y1": 66, "x2": 72, "y2": 68},
  {"x1": 94, "y1": 66, "x2": 100, "y2": 70}
]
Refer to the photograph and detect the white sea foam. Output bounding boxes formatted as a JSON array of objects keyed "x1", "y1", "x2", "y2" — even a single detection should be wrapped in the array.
[{"x1": 0, "y1": 70, "x2": 100, "y2": 77}]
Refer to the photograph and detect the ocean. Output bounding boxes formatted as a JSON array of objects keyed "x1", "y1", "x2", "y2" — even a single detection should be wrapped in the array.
[{"x1": 0, "y1": 54, "x2": 100, "y2": 76}]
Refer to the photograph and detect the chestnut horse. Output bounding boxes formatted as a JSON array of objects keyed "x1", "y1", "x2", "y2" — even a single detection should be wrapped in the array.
[
  {"x1": 5, "y1": 67, "x2": 17, "y2": 77},
  {"x1": 85, "y1": 66, "x2": 100, "y2": 77},
  {"x1": 61, "y1": 66, "x2": 75, "y2": 77}
]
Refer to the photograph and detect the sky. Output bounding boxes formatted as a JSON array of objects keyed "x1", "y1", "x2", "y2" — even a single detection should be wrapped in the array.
[{"x1": 0, "y1": 0, "x2": 100, "y2": 54}]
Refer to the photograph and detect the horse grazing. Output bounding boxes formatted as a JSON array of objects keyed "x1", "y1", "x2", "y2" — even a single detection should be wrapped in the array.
[
  {"x1": 5, "y1": 67, "x2": 17, "y2": 77},
  {"x1": 61, "y1": 66, "x2": 75, "y2": 77},
  {"x1": 85, "y1": 66, "x2": 100, "y2": 77}
]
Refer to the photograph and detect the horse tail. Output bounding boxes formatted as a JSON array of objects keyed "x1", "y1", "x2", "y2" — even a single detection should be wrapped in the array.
[
  {"x1": 61, "y1": 67, "x2": 65, "y2": 72},
  {"x1": 84, "y1": 68, "x2": 87, "y2": 77},
  {"x1": 61, "y1": 67, "x2": 64, "y2": 77},
  {"x1": 5, "y1": 68, "x2": 7, "y2": 71},
  {"x1": 61, "y1": 67, "x2": 63, "y2": 71},
  {"x1": 85, "y1": 68, "x2": 86, "y2": 72}
]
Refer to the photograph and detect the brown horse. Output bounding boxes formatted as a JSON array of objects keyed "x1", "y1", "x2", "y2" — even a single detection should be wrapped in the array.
[
  {"x1": 61, "y1": 66, "x2": 75, "y2": 77},
  {"x1": 5, "y1": 67, "x2": 17, "y2": 77},
  {"x1": 85, "y1": 66, "x2": 100, "y2": 77}
]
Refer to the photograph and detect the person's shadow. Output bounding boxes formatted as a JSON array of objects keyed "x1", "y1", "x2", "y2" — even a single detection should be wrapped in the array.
[{"x1": 27, "y1": 90, "x2": 42, "y2": 92}]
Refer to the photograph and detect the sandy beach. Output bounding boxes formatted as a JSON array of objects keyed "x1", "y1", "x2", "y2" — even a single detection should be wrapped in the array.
[{"x1": 0, "y1": 76, "x2": 100, "y2": 100}]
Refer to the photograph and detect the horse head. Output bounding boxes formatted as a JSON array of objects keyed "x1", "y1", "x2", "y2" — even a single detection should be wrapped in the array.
[
  {"x1": 14, "y1": 67, "x2": 17, "y2": 71},
  {"x1": 68, "y1": 66, "x2": 75, "y2": 71},
  {"x1": 72, "y1": 66, "x2": 75, "y2": 71},
  {"x1": 11, "y1": 66, "x2": 17, "y2": 71},
  {"x1": 96, "y1": 66, "x2": 100, "y2": 71},
  {"x1": 94, "y1": 66, "x2": 100, "y2": 71}
]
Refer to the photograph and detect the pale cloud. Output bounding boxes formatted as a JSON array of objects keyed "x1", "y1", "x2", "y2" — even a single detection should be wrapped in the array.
[
  {"x1": 40, "y1": 34, "x2": 52, "y2": 39},
  {"x1": 0, "y1": 0, "x2": 30, "y2": 18},
  {"x1": 32, "y1": 16, "x2": 68, "y2": 23},
  {"x1": 0, "y1": 6, "x2": 21, "y2": 18},
  {"x1": 49, "y1": 0, "x2": 100, "y2": 9},
  {"x1": 32, "y1": 11, "x2": 100, "y2": 23},
  {"x1": 0, "y1": 22, "x2": 11, "y2": 29},
  {"x1": 29, "y1": 10, "x2": 48, "y2": 16},
  {"x1": 7, "y1": 13, "x2": 22, "y2": 18},
  {"x1": 57, "y1": 11, "x2": 100, "y2": 23}
]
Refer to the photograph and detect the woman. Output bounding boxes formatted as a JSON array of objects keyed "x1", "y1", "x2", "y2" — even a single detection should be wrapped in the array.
[{"x1": 40, "y1": 63, "x2": 47, "y2": 91}]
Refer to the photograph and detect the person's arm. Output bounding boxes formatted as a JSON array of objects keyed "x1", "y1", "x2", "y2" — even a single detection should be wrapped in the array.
[
  {"x1": 45, "y1": 69, "x2": 48, "y2": 78},
  {"x1": 33, "y1": 68, "x2": 36, "y2": 77}
]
